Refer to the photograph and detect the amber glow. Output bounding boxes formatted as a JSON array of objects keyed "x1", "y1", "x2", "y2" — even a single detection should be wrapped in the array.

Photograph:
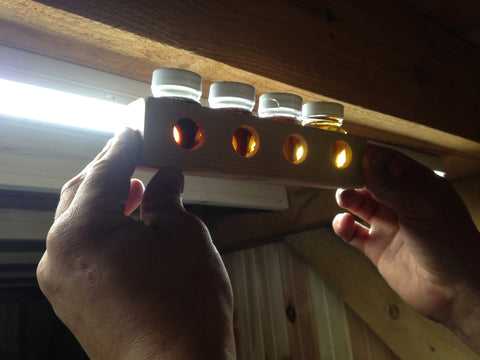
[
  {"x1": 284, "y1": 134, "x2": 307, "y2": 164},
  {"x1": 331, "y1": 141, "x2": 352, "y2": 169},
  {"x1": 296, "y1": 146, "x2": 304, "y2": 162},
  {"x1": 173, "y1": 126, "x2": 180, "y2": 144},
  {"x1": 232, "y1": 126, "x2": 260, "y2": 158},
  {"x1": 172, "y1": 118, "x2": 205, "y2": 150},
  {"x1": 336, "y1": 149, "x2": 347, "y2": 168}
]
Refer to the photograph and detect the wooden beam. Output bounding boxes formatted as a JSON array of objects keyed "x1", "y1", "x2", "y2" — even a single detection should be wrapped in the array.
[
  {"x1": 1, "y1": 0, "x2": 480, "y2": 164},
  {"x1": 210, "y1": 187, "x2": 340, "y2": 252},
  {"x1": 286, "y1": 228, "x2": 480, "y2": 360}
]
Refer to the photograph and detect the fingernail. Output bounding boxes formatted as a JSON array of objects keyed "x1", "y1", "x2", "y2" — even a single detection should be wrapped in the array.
[
  {"x1": 369, "y1": 147, "x2": 395, "y2": 170},
  {"x1": 157, "y1": 167, "x2": 184, "y2": 194}
]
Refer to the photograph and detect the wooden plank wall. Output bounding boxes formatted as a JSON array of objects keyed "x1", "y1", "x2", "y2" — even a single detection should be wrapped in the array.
[{"x1": 222, "y1": 242, "x2": 398, "y2": 360}]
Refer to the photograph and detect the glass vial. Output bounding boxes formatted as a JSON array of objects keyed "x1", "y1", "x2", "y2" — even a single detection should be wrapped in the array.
[
  {"x1": 258, "y1": 93, "x2": 302, "y2": 124},
  {"x1": 151, "y1": 68, "x2": 202, "y2": 103},
  {"x1": 208, "y1": 82, "x2": 258, "y2": 158},
  {"x1": 302, "y1": 101, "x2": 346, "y2": 133},
  {"x1": 208, "y1": 81, "x2": 255, "y2": 114}
]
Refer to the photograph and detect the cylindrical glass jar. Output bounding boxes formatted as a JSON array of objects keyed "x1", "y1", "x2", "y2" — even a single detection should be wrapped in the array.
[
  {"x1": 302, "y1": 101, "x2": 346, "y2": 133},
  {"x1": 209, "y1": 82, "x2": 258, "y2": 158},
  {"x1": 258, "y1": 93, "x2": 302, "y2": 124},
  {"x1": 208, "y1": 81, "x2": 255, "y2": 113},
  {"x1": 151, "y1": 68, "x2": 202, "y2": 103}
]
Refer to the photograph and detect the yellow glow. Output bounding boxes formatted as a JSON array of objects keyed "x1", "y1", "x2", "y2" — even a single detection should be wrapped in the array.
[
  {"x1": 336, "y1": 149, "x2": 347, "y2": 168},
  {"x1": 296, "y1": 146, "x2": 304, "y2": 162},
  {"x1": 250, "y1": 140, "x2": 257, "y2": 153},
  {"x1": 173, "y1": 126, "x2": 180, "y2": 144}
]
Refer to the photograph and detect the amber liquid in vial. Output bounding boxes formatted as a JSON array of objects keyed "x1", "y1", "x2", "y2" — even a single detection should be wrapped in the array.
[
  {"x1": 304, "y1": 115, "x2": 347, "y2": 134},
  {"x1": 269, "y1": 116, "x2": 302, "y2": 125}
]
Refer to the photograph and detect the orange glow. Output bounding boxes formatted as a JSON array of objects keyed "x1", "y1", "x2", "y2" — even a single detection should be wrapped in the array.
[{"x1": 173, "y1": 126, "x2": 180, "y2": 144}]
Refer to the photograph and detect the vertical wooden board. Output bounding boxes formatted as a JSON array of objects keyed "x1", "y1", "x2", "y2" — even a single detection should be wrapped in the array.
[
  {"x1": 277, "y1": 242, "x2": 304, "y2": 358},
  {"x1": 243, "y1": 248, "x2": 265, "y2": 359},
  {"x1": 345, "y1": 304, "x2": 399, "y2": 360},
  {"x1": 253, "y1": 245, "x2": 278, "y2": 360},
  {"x1": 263, "y1": 243, "x2": 291, "y2": 359},
  {"x1": 0, "y1": 301, "x2": 20, "y2": 358},
  {"x1": 278, "y1": 242, "x2": 320, "y2": 360},
  {"x1": 222, "y1": 251, "x2": 253, "y2": 360},
  {"x1": 308, "y1": 265, "x2": 354, "y2": 360},
  {"x1": 307, "y1": 265, "x2": 336, "y2": 359},
  {"x1": 344, "y1": 305, "x2": 373, "y2": 360}
]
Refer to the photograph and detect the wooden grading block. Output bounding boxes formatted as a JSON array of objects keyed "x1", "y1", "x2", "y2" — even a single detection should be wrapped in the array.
[{"x1": 138, "y1": 97, "x2": 367, "y2": 189}]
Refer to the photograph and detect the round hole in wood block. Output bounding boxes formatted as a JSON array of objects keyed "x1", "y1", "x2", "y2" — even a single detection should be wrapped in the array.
[
  {"x1": 172, "y1": 117, "x2": 205, "y2": 150},
  {"x1": 331, "y1": 140, "x2": 352, "y2": 169},
  {"x1": 232, "y1": 126, "x2": 260, "y2": 158},
  {"x1": 283, "y1": 134, "x2": 307, "y2": 164}
]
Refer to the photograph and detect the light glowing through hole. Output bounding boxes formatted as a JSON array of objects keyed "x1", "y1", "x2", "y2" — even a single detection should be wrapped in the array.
[
  {"x1": 336, "y1": 149, "x2": 347, "y2": 168},
  {"x1": 331, "y1": 141, "x2": 352, "y2": 169},
  {"x1": 296, "y1": 145, "x2": 305, "y2": 162},
  {"x1": 173, "y1": 126, "x2": 181, "y2": 144},
  {"x1": 232, "y1": 126, "x2": 260, "y2": 158},
  {"x1": 284, "y1": 134, "x2": 307, "y2": 164}
]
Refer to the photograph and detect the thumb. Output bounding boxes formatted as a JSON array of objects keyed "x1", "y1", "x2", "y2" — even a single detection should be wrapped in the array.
[
  {"x1": 362, "y1": 144, "x2": 451, "y2": 218},
  {"x1": 141, "y1": 167, "x2": 185, "y2": 227}
]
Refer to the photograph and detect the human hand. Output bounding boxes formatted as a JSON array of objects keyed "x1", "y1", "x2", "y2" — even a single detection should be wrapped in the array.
[
  {"x1": 333, "y1": 145, "x2": 480, "y2": 351},
  {"x1": 36, "y1": 128, "x2": 235, "y2": 360}
]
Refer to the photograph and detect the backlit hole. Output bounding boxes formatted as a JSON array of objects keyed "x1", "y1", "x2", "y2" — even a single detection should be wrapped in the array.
[
  {"x1": 172, "y1": 117, "x2": 205, "y2": 150},
  {"x1": 283, "y1": 134, "x2": 307, "y2": 164},
  {"x1": 232, "y1": 126, "x2": 260, "y2": 158},
  {"x1": 331, "y1": 140, "x2": 352, "y2": 168}
]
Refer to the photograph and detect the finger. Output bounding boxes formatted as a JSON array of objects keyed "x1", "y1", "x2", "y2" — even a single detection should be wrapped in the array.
[
  {"x1": 124, "y1": 179, "x2": 145, "y2": 216},
  {"x1": 71, "y1": 128, "x2": 142, "y2": 215},
  {"x1": 333, "y1": 213, "x2": 389, "y2": 266},
  {"x1": 141, "y1": 167, "x2": 184, "y2": 227},
  {"x1": 55, "y1": 138, "x2": 114, "y2": 219},
  {"x1": 335, "y1": 188, "x2": 398, "y2": 226},
  {"x1": 333, "y1": 212, "x2": 369, "y2": 243},
  {"x1": 362, "y1": 144, "x2": 450, "y2": 218}
]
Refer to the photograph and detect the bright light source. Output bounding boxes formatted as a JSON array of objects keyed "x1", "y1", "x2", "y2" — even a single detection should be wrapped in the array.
[
  {"x1": 434, "y1": 170, "x2": 446, "y2": 178},
  {"x1": 296, "y1": 145, "x2": 304, "y2": 162},
  {"x1": 336, "y1": 149, "x2": 347, "y2": 168},
  {"x1": 0, "y1": 78, "x2": 129, "y2": 133}
]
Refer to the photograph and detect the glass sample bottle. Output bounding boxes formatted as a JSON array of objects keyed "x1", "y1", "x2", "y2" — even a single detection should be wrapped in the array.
[
  {"x1": 302, "y1": 101, "x2": 347, "y2": 134},
  {"x1": 209, "y1": 81, "x2": 258, "y2": 158},
  {"x1": 258, "y1": 92, "x2": 302, "y2": 125},
  {"x1": 151, "y1": 68, "x2": 202, "y2": 103},
  {"x1": 151, "y1": 68, "x2": 203, "y2": 149},
  {"x1": 208, "y1": 81, "x2": 255, "y2": 114}
]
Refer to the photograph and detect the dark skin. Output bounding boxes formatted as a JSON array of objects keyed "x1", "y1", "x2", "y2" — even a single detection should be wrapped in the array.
[
  {"x1": 37, "y1": 128, "x2": 480, "y2": 357},
  {"x1": 36, "y1": 128, "x2": 235, "y2": 360}
]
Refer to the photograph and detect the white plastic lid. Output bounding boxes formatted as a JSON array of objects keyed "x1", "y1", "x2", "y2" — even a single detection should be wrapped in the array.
[
  {"x1": 152, "y1": 68, "x2": 201, "y2": 89},
  {"x1": 302, "y1": 102, "x2": 344, "y2": 119},
  {"x1": 151, "y1": 68, "x2": 202, "y2": 101},
  {"x1": 258, "y1": 93, "x2": 303, "y2": 118},
  {"x1": 208, "y1": 82, "x2": 255, "y2": 110}
]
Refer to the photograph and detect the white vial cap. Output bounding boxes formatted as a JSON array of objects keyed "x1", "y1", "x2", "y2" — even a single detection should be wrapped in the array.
[
  {"x1": 151, "y1": 68, "x2": 202, "y2": 102},
  {"x1": 208, "y1": 82, "x2": 255, "y2": 111},
  {"x1": 302, "y1": 102, "x2": 344, "y2": 119},
  {"x1": 258, "y1": 93, "x2": 303, "y2": 118}
]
